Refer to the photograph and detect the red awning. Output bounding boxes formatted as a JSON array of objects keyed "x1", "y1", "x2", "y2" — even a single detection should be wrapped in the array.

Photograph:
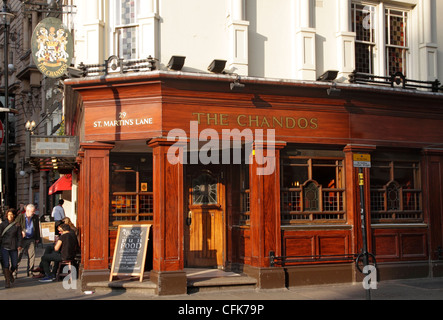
[{"x1": 48, "y1": 174, "x2": 72, "y2": 195}]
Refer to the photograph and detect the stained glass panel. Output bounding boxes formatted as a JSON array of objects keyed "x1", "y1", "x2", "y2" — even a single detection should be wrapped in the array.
[
  {"x1": 192, "y1": 173, "x2": 218, "y2": 205},
  {"x1": 352, "y1": 4, "x2": 376, "y2": 74}
]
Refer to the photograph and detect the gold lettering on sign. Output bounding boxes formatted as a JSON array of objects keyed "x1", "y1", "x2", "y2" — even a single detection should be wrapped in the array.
[{"x1": 192, "y1": 112, "x2": 319, "y2": 130}]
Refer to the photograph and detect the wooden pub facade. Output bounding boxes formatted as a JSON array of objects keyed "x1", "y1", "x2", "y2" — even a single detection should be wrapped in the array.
[{"x1": 64, "y1": 70, "x2": 443, "y2": 295}]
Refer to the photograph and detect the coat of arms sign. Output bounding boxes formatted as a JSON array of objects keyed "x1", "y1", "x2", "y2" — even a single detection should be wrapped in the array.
[{"x1": 31, "y1": 17, "x2": 74, "y2": 79}]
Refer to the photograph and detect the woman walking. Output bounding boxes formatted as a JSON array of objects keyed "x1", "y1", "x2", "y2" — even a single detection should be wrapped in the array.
[{"x1": 0, "y1": 209, "x2": 23, "y2": 288}]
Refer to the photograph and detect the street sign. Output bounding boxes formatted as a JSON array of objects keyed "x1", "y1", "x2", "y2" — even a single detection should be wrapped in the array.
[
  {"x1": 0, "y1": 121, "x2": 4, "y2": 146},
  {"x1": 30, "y1": 136, "x2": 79, "y2": 158},
  {"x1": 353, "y1": 153, "x2": 371, "y2": 168}
]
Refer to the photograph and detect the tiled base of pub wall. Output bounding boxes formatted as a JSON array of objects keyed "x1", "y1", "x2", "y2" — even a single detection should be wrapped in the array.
[
  {"x1": 81, "y1": 268, "x2": 111, "y2": 291},
  {"x1": 150, "y1": 270, "x2": 187, "y2": 296},
  {"x1": 284, "y1": 263, "x2": 355, "y2": 287},
  {"x1": 431, "y1": 261, "x2": 443, "y2": 277},
  {"x1": 375, "y1": 261, "x2": 430, "y2": 281},
  {"x1": 242, "y1": 264, "x2": 286, "y2": 289}
]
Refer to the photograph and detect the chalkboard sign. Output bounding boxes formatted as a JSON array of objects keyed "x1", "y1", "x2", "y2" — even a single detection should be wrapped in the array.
[{"x1": 109, "y1": 224, "x2": 151, "y2": 282}]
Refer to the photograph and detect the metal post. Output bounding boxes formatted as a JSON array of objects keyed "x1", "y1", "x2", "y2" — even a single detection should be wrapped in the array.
[{"x1": 358, "y1": 168, "x2": 371, "y2": 300}]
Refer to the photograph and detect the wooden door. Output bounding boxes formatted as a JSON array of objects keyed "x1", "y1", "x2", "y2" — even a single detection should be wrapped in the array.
[{"x1": 185, "y1": 166, "x2": 225, "y2": 268}]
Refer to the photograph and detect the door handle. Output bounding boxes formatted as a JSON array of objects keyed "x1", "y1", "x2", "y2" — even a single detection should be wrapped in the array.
[{"x1": 186, "y1": 211, "x2": 192, "y2": 226}]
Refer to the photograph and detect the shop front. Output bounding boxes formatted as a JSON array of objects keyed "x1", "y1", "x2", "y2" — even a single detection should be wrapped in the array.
[{"x1": 64, "y1": 71, "x2": 443, "y2": 294}]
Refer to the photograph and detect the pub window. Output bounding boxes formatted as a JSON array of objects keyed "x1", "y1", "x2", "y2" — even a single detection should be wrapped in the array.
[
  {"x1": 370, "y1": 157, "x2": 422, "y2": 223},
  {"x1": 110, "y1": 153, "x2": 153, "y2": 226},
  {"x1": 115, "y1": 0, "x2": 140, "y2": 60},
  {"x1": 281, "y1": 149, "x2": 345, "y2": 224}
]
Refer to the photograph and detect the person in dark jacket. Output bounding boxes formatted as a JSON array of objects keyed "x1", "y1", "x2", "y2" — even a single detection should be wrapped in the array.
[
  {"x1": 0, "y1": 209, "x2": 23, "y2": 288},
  {"x1": 38, "y1": 223, "x2": 78, "y2": 282},
  {"x1": 16, "y1": 204, "x2": 41, "y2": 277}
]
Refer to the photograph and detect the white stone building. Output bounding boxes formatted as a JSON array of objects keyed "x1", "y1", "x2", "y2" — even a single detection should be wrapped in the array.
[{"x1": 68, "y1": 0, "x2": 442, "y2": 84}]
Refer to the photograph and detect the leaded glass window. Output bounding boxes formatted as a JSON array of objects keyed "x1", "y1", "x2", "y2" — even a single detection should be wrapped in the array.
[
  {"x1": 351, "y1": 2, "x2": 410, "y2": 77},
  {"x1": 281, "y1": 150, "x2": 346, "y2": 224},
  {"x1": 370, "y1": 157, "x2": 422, "y2": 223},
  {"x1": 192, "y1": 172, "x2": 218, "y2": 205},
  {"x1": 110, "y1": 153, "x2": 153, "y2": 226},
  {"x1": 352, "y1": 3, "x2": 376, "y2": 74},
  {"x1": 385, "y1": 8, "x2": 409, "y2": 76},
  {"x1": 115, "y1": 0, "x2": 140, "y2": 60}
]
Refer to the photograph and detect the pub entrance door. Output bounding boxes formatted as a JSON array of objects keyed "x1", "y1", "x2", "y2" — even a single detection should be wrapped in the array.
[{"x1": 185, "y1": 165, "x2": 226, "y2": 268}]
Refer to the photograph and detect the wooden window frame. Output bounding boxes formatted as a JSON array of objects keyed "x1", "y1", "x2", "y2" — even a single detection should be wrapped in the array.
[
  {"x1": 281, "y1": 156, "x2": 346, "y2": 225},
  {"x1": 370, "y1": 160, "x2": 422, "y2": 224},
  {"x1": 109, "y1": 154, "x2": 153, "y2": 226}
]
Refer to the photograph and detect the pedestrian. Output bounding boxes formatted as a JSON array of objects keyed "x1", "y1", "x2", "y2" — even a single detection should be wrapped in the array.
[
  {"x1": 62, "y1": 217, "x2": 80, "y2": 244},
  {"x1": 0, "y1": 209, "x2": 23, "y2": 288},
  {"x1": 39, "y1": 223, "x2": 78, "y2": 282},
  {"x1": 17, "y1": 203, "x2": 26, "y2": 216},
  {"x1": 51, "y1": 199, "x2": 65, "y2": 221},
  {"x1": 16, "y1": 204, "x2": 41, "y2": 277}
]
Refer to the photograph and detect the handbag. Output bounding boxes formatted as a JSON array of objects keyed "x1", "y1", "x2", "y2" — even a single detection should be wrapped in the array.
[
  {"x1": 1, "y1": 221, "x2": 17, "y2": 237},
  {"x1": 0, "y1": 221, "x2": 17, "y2": 249}
]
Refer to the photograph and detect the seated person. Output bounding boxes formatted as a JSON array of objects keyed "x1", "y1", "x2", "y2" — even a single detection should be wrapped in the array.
[{"x1": 38, "y1": 223, "x2": 79, "y2": 282}]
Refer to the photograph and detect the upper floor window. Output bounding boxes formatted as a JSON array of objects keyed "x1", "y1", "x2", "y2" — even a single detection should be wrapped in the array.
[
  {"x1": 385, "y1": 8, "x2": 409, "y2": 76},
  {"x1": 352, "y1": 2, "x2": 410, "y2": 77},
  {"x1": 115, "y1": 0, "x2": 140, "y2": 60},
  {"x1": 352, "y1": 3, "x2": 376, "y2": 74}
]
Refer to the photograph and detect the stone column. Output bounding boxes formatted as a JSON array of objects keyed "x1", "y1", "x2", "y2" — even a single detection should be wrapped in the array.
[
  {"x1": 419, "y1": 0, "x2": 438, "y2": 81},
  {"x1": 295, "y1": 0, "x2": 317, "y2": 80},
  {"x1": 228, "y1": 0, "x2": 249, "y2": 75},
  {"x1": 336, "y1": 0, "x2": 356, "y2": 80},
  {"x1": 139, "y1": 0, "x2": 160, "y2": 59}
]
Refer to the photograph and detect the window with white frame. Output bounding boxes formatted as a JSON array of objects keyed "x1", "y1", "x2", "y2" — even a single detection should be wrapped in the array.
[
  {"x1": 352, "y1": 3, "x2": 376, "y2": 74},
  {"x1": 385, "y1": 8, "x2": 409, "y2": 76},
  {"x1": 115, "y1": 0, "x2": 140, "y2": 60},
  {"x1": 351, "y1": 2, "x2": 410, "y2": 77}
]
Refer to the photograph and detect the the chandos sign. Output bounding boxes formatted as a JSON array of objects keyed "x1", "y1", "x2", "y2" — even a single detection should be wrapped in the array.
[{"x1": 31, "y1": 17, "x2": 74, "y2": 78}]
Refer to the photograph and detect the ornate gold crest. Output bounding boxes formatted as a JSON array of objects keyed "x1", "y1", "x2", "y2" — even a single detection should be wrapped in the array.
[{"x1": 32, "y1": 18, "x2": 73, "y2": 78}]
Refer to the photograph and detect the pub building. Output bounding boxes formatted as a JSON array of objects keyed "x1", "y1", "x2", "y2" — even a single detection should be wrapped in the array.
[{"x1": 64, "y1": 69, "x2": 443, "y2": 295}]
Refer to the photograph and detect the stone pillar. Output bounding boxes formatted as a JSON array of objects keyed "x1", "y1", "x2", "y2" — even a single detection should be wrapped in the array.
[
  {"x1": 228, "y1": 0, "x2": 249, "y2": 75},
  {"x1": 83, "y1": 0, "x2": 105, "y2": 64},
  {"x1": 336, "y1": 0, "x2": 356, "y2": 80},
  {"x1": 419, "y1": 0, "x2": 438, "y2": 81},
  {"x1": 295, "y1": 0, "x2": 317, "y2": 80},
  {"x1": 139, "y1": 0, "x2": 160, "y2": 59},
  {"x1": 147, "y1": 138, "x2": 187, "y2": 295}
]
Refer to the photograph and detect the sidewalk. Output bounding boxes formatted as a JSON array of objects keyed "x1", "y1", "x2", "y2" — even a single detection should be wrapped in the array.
[{"x1": 1, "y1": 246, "x2": 443, "y2": 301}]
